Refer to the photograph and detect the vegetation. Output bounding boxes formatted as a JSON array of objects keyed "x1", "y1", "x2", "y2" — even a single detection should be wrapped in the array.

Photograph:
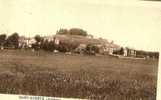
[
  {"x1": 85, "y1": 44, "x2": 99, "y2": 55},
  {"x1": 56, "y1": 29, "x2": 68, "y2": 35},
  {"x1": 0, "y1": 30, "x2": 159, "y2": 58},
  {"x1": 0, "y1": 34, "x2": 7, "y2": 47},
  {"x1": 34, "y1": 35, "x2": 43, "y2": 43},
  {"x1": 0, "y1": 26, "x2": 159, "y2": 100},
  {"x1": 56, "y1": 28, "x2": 88, "y2": 36},
  {"x1": 57, "y1": 41, "x2": 78, "y2": 53},
  {"x1": 113, "y1": 47, "x2": 124, "y2": 55},
  {"x1": 41, "y1": 40, "x2": 55, "y2": 52},
  {"x1": 136, "y1": 50, "x2": 159, "y2": 59},
  {"x1": 0, "y1": 33, "x2": 20, "y2": 49},
  {"x1": 0, "y1": 50, "x2": 158, "y2": 100}
]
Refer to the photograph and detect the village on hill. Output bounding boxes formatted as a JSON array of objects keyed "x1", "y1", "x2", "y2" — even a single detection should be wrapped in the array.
[{"x1": 0, "y1": 28, "x2": 159, "y2": 59}]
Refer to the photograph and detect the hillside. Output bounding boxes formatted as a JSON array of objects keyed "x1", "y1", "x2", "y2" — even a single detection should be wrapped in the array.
[{"x1": 54, "y1": 34, "x2": 120, "y2": 48}]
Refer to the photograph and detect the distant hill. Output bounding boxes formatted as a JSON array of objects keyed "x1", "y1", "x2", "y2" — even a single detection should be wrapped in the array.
[{"x1": 54, "y1": 34, "x2": 121, "y2": 49}]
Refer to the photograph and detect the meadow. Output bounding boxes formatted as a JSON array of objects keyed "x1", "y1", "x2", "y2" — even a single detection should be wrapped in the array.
[{"x1": 0, "y1": 50, "x2": 159, "y2": 100}]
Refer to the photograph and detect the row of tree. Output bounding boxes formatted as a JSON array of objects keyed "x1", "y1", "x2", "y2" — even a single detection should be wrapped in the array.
[{"x1": 56, "y1": 28, "x2": 88, "y2": 36}]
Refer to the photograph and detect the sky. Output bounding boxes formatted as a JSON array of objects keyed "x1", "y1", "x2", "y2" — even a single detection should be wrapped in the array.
[{"x1": 0, "y1": 0, "x2": 161, "y2": 51}]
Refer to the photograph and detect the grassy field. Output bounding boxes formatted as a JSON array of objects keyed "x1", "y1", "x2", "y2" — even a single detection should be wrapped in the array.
[{"x1": 0, "y1": 50, "x2": 159, "y2": 100}]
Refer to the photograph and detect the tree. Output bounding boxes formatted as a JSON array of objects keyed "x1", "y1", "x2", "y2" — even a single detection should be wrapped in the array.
[
  {"x1": 56, "y1": 29, "x2": 68, "y2": 35},
  {"x1": 48, "y1": 41, "x2": 55, "y2": 51},
  {"x1": 41, "y1": 40, "x2": 55, "y2": 52},
  {"x1": 57, "y1": 42, "x2": 70, "y2": 52},
  {"x1": 85, "y1": 44, "x2": 99, "y2": 55},
  {"x1": 34, "y1": 35, "x2": 43, "y2": 43},
  {"x1": 6, "y1": 32, "x2": 19, "y2": 49},
  {"x1": 113, "y1": 47, "x2": 124, "y2": 55},
  {"x1": 0, "y1": 34, "x2": 7, "y2": 46},
  {"x1": 69, "y1": 28, "x2": 87, "y2": 36},
  {"x1": 32, "y1": 35, "x2": 43, "y2": 51}
]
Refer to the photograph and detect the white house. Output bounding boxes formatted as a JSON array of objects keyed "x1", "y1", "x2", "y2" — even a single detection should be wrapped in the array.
[{"x1": 43, "y1": 36, "x2": 54, "y2": 42}]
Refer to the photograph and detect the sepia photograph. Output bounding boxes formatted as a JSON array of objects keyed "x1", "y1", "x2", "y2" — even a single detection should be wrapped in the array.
[{"x1": 0, "y1": 0, "x2": 160, "y2": 100}]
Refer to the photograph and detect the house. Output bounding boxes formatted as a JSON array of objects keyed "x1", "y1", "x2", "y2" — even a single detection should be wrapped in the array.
[
  {"x1": 18, "y1": 36, "x2": 28, "y2": 48},
  {"x1": 27, "y1": 38, "x2": 36, "y2": 48},
  {"x1": 123, "y1": 47, "x2": 136, "y2": 57},
  {"x1": 74, "y1": 44, "x2": 87, "y2": 54},
  {"x1": 18, "y1": 37, "x2": 36, "y2": 48},
  {"x1": 99, "y1": 43, "x2": 121, "y2": 55},
  {"x1": 43, "y1": 35, "x2": 54, "y2": 42},
  {"x1": 53, "y1": 34, "x2": 121, "y2": 55},
  {"x1": 53, "y1": 37, "x2": 60, "y2": 45}
]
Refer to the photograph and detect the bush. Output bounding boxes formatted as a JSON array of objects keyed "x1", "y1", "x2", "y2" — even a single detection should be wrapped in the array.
[
  {"x1": 41, "y1": 40, "x2": 55, "y2": 52},
  {"x1": 57, "y1": 41, "x2": 79, "y2": 53},
  {"x1": 85, "y1": 44, "x2": 99, "y2": 55}
]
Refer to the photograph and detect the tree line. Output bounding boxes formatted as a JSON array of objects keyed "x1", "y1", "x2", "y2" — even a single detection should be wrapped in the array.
[
  {"x1": 0, "y1": 28, "x2": 159, "y2": 58},
  {"x1": 0, "y1": 28, "x2": 99, "y2": 55},
  {"x1": 56, "y1": 28, "x2": 88, "y2": 36}
]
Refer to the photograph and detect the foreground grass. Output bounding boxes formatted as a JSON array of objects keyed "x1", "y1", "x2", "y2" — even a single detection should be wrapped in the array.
[{"x1": 0, "y1": 50, "x2": 158, "y2": 100}]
